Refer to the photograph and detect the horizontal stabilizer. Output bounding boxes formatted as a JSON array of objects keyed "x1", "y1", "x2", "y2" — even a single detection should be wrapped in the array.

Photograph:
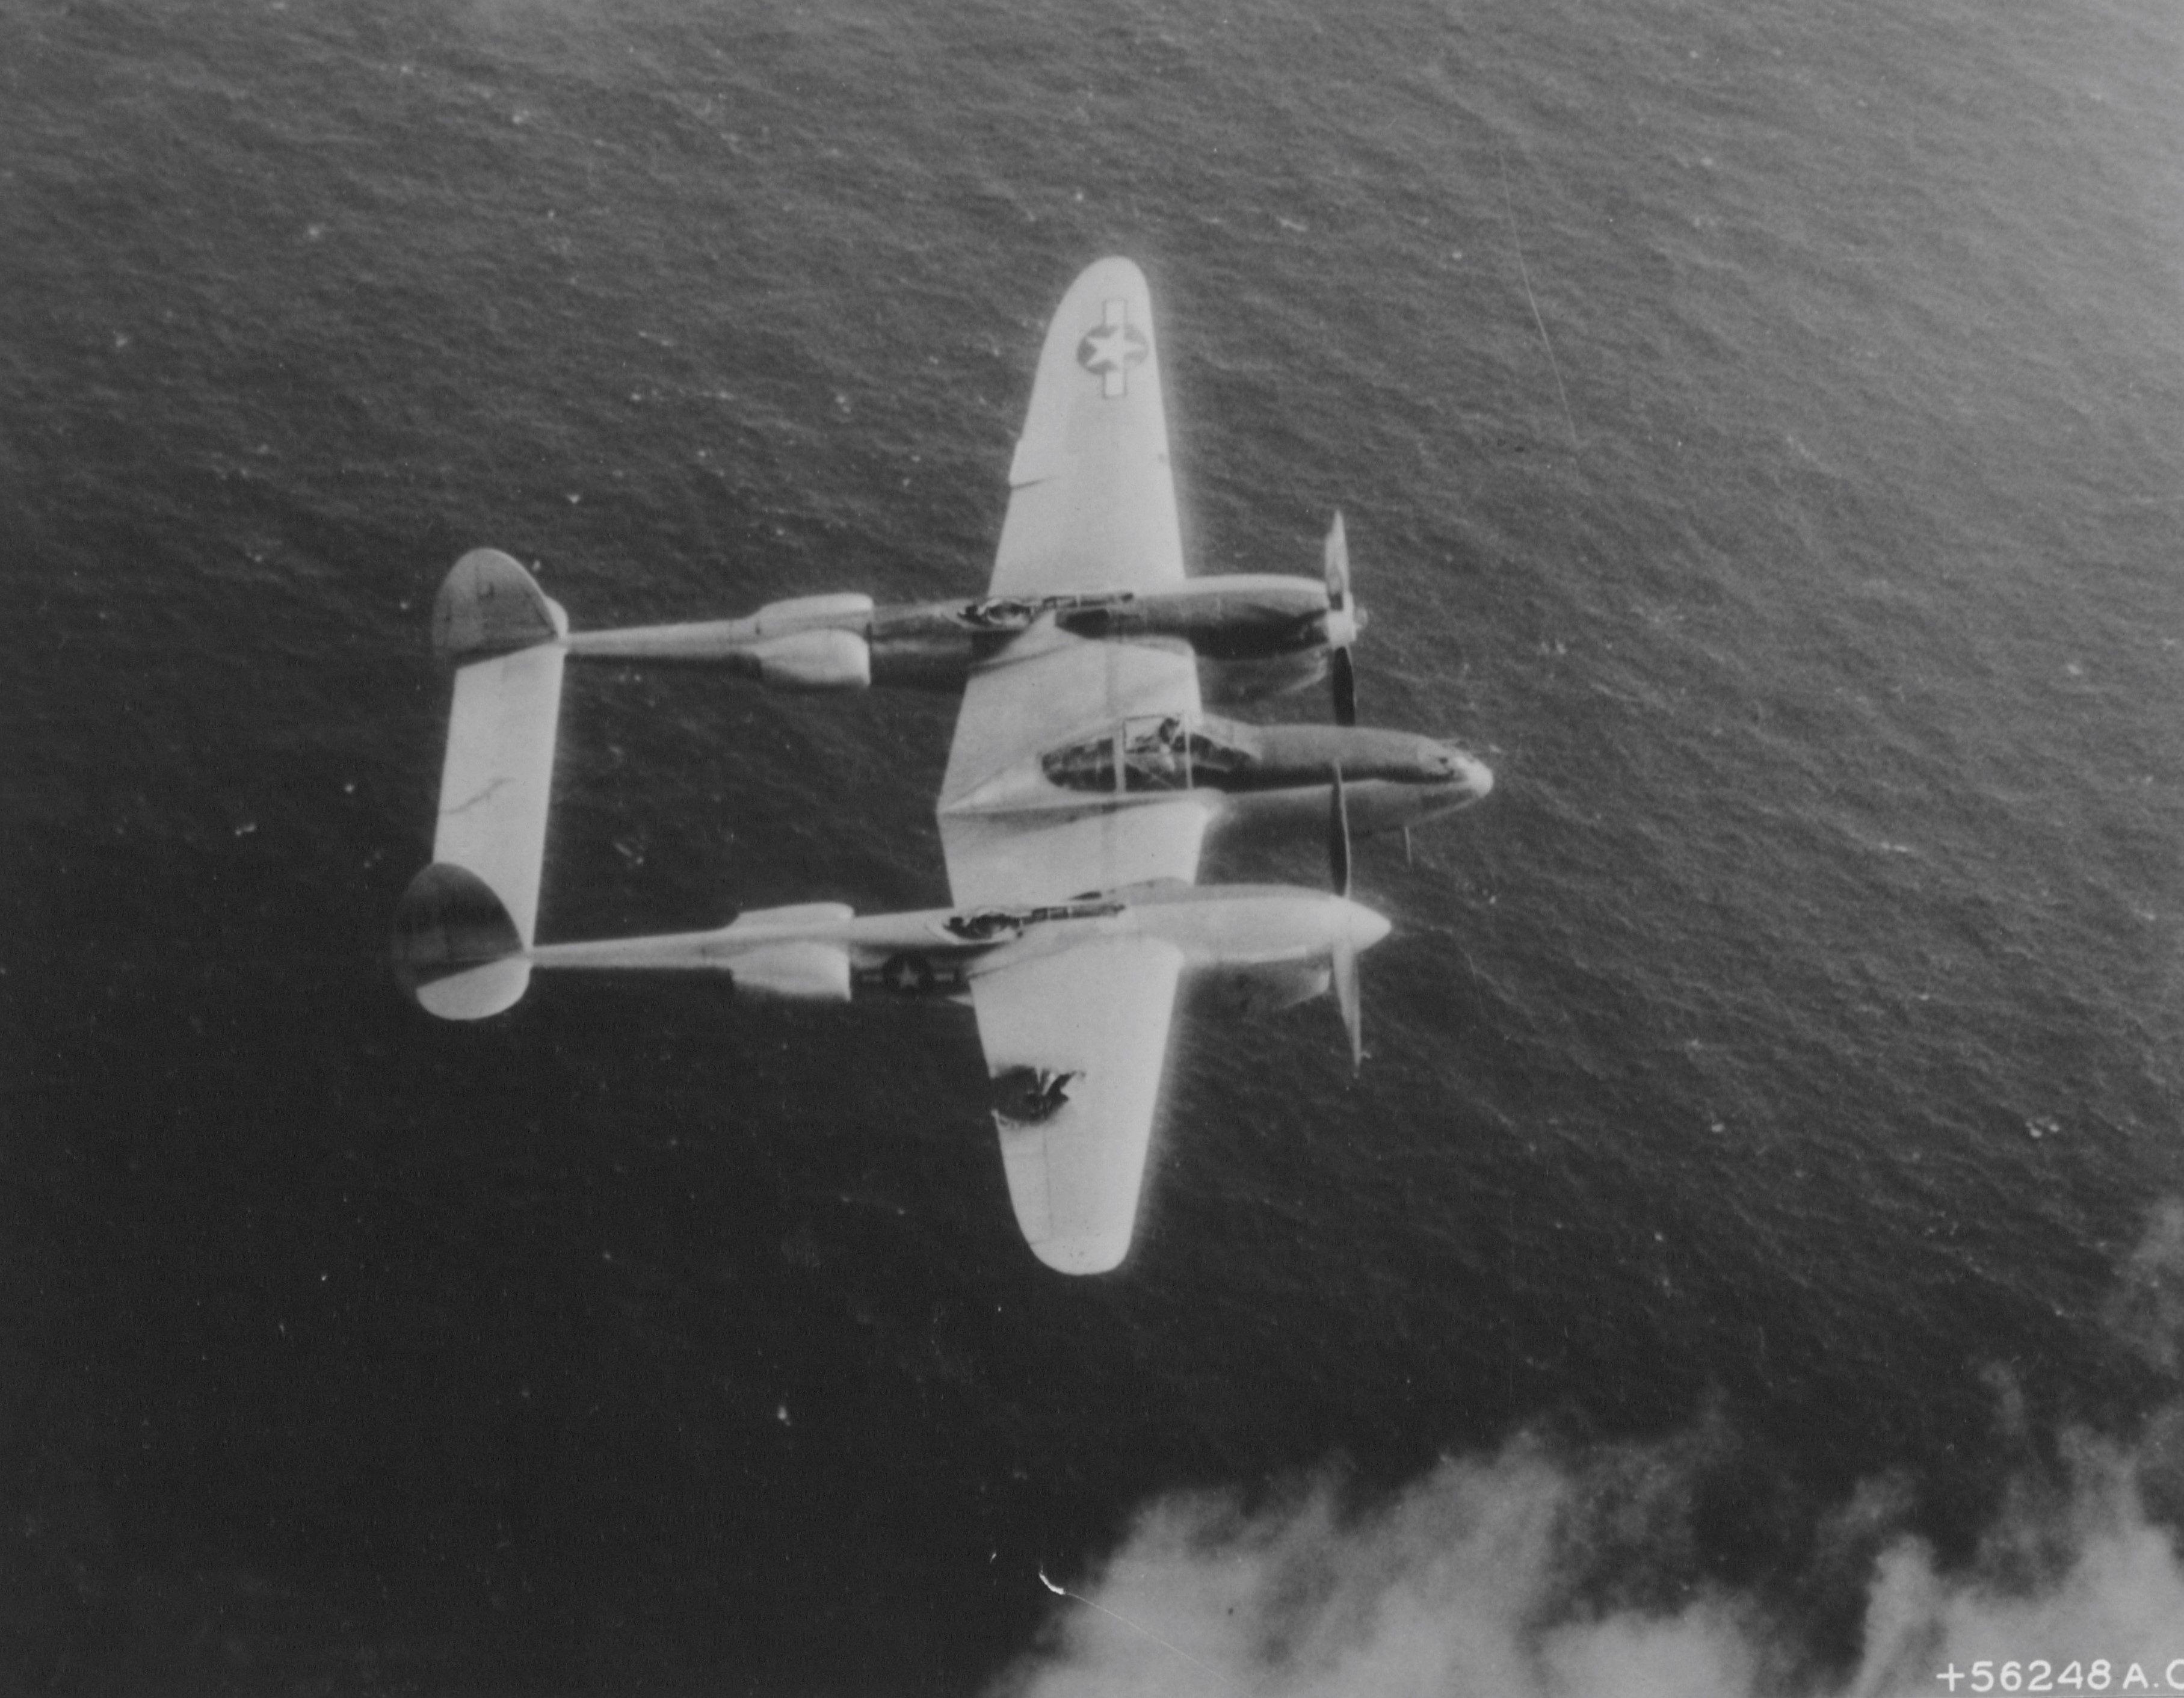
[
  {"x1": 403, "y1": 583, "x2": 568, "y2": 1017},
  {"x1": 433, "y1": 549, "x2": 568, "y2": 664},
  {"x1": 434, "y1": 640, "x2": 564, "y2": 924},
  {"x1": 392, "y1": 863, "x2": 531, "y2": 1019}
]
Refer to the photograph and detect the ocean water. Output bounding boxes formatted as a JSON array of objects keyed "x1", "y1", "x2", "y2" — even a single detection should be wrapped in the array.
[{"x1": 5, "y1": 1, "x2": 2183, "y2": 1692}]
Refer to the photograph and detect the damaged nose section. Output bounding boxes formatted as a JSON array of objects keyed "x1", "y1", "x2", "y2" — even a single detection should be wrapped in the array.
[{"x1": 1426, "y1": 741, "x2": 1495, "y2": 809}]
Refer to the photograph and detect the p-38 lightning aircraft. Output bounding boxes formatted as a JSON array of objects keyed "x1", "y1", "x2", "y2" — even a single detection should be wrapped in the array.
[{"x1": 395, "y1": 258, "x2": 1493, "y2": 1273}]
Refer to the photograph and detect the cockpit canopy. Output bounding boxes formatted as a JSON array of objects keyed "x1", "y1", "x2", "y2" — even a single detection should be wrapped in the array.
[{"x1": 1041, "y1": 712, "x2": 1253, "y2": 794}]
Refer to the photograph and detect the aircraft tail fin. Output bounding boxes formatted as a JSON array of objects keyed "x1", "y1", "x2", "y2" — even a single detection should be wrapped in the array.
[
  {"x1": 433, "y1": 549, "x2": 566, "y2": 664},
  {"x1": 393, "y1": 862, "x2": 532, "y2": 1019},
  {"x1": 399, "y1": 554, "x2": 569, "y2": 1017}
]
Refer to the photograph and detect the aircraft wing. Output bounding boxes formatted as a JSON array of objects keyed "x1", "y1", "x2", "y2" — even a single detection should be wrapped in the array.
[
  {"x1": 943, "y1": 260, "x2": 1206, "y2": 1269},
  {"x1": 972, "y1": 937, "x2": 1184, "y2": 1273},
  {"x1": 993, "y1": 256, "x2": 1185, "y2": 599},
  {"x1": 940, "y1": 259, "x2": 1203, "y2": 906}
]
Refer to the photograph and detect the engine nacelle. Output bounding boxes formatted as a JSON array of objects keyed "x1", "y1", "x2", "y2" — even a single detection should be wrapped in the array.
[
  {"x1": 728, "y1": 941, "x2": 853, "y2": 1003},
  {"x1": 733, "y1": 628, "x2": 872, "y2": 691},
  {"x1": 749, "y1": 593, "x2": 874, "y2": 636}
]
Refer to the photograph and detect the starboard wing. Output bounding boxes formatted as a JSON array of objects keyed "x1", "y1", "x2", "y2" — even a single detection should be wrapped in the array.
[
  {"x1": 993, "y1": 257, "x2": 1185, "y2": 599},
  {"x1": 972, "y1": 937, "x2": 1184, "y2": 1274}
]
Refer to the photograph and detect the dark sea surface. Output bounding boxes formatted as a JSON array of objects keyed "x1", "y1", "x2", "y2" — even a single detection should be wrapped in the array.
[{"x1": 6, "y1": 1, "x2": 2184, "y2": 1692}]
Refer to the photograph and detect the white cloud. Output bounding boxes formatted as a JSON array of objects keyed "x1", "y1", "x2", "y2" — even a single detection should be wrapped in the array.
[
  {"x1": 997, "y1": 1205, "x2": 2184, "y2": 1698},
  {"x1": 998, "y1": 1436, "x2": 2184, "y2": 1698},
  {"x1": 1850, "y1": 1436, "x2": 2184, "y2": 1696}
]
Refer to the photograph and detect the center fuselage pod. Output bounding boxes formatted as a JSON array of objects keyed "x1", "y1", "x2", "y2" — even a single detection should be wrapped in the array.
[
  {"x1": 948, "y1": 709, "x2": 1493, "y2": 844},
  {"x1": 556, "y1": 575, "x2": 1349, "y2": 697}
]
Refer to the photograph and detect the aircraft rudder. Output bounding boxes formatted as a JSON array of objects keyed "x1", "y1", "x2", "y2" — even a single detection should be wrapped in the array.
[
  {"x1": 432, "y1": 549, "x2": 568, "y2": 665},
  {"x1": 391, "y1": 861, "x2": 532, "y2": 1019}
]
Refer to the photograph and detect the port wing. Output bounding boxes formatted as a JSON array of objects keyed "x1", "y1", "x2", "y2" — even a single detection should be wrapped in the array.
[{"x1": 971, "y1": 937, "x2": 1184, "y2": 1274}]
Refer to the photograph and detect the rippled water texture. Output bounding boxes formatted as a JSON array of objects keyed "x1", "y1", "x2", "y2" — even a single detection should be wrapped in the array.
[{"x1": 5, "y1": 1, "x2": 2182, "y2": 1689}]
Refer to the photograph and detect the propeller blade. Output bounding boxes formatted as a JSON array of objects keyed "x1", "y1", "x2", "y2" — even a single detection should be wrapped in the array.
[
  {"x1": 1329, "y1": 759, "x2": 1364, "y2": 1067},
  {"x1": 1334, "y1": 934, "x2": 1363, "y2": 1072},
  {"x1": 1328, "y1": 762, "x2": 1352, "y2": 899},
  {"x1": 1330, "y1": 645, "x2": 1357, "y2": 727},
  {"x1": 1321, "y1": 513, "x2": 1361, "y2": 724}
]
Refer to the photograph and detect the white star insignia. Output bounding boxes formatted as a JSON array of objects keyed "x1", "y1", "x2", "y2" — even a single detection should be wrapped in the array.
[{"x1": 1075, "y1": 299, "x2": 1147, "y2": 397}]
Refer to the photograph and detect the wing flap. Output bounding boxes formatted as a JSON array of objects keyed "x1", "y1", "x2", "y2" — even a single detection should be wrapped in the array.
[
  {"x1": 940, "y1": 800, "x2": 1208, "y2": 912},
  {"x1": 972, "y1": 937, "x2": 1184, "y2": 1273}
]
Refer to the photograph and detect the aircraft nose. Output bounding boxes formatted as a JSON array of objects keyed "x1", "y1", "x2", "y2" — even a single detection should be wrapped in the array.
[
  {"x1": 1343, "y1": 899, "x2": 1392, "y2": 952},
  {"x1": 1427, "y1": 741, "x2": 1494, "y2": 805}
]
